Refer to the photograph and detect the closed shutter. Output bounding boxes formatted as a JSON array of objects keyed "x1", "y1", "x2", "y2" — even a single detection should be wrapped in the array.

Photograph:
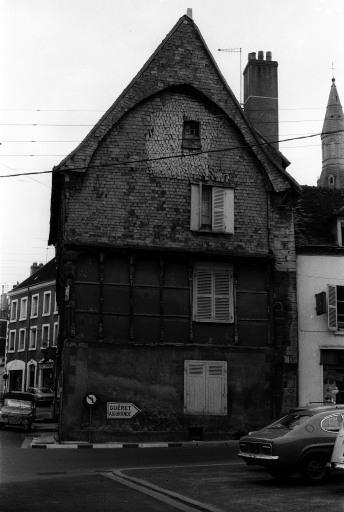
[
  {"x1": 328, "y1": 285, "x2": 338, "y2": 331},
  {"x1": 212, "y1": 187, "x2": 225, "y2": 231},
  {"x1": 214, "y1": 269, "x2": 233, "y2": 322},
  {"x1": 190, "y1": 184, "x2": 200, "y2": 231},
  {"x1": 184, "y1": 361, "x2": 206, "y2": 413},
  {"x1": 206, "y1": 362, "x2": 227, "y2": 415},
  {"x1": 184, "y1": 360, "x2": 228, "y2": 415},
  {"x1": 194, "y1": 269, "x2": 213, "y2": 321}
]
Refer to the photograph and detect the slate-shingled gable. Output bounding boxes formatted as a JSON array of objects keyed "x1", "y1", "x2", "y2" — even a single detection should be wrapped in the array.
[
  {"x1": 295, "y1": 186, "x2": 344, "y2": 249},
  {"x1": 49, "y1": 15, "x2": 299, "y2": 245}
]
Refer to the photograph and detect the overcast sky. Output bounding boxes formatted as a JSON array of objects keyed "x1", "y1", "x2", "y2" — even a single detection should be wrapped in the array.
[{"x1": 1, "y1": 0, "x2": 344, "y2": 290}]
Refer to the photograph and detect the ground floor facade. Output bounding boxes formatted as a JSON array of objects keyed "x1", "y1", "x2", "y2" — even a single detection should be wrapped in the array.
[
  {"x1": 5, "y1": 357, "x2": 55, "y2": 393},
  {"x1": 56, "y1": 246, "x2": 298, "y2": 442}
]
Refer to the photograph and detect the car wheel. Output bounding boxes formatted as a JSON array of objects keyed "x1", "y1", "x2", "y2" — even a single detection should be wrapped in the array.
[{"x1": 300, "y1": 454, "x2": 328, "y2": 483}]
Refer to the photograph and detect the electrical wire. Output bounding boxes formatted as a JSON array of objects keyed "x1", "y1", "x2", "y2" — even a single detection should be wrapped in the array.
[{"x1": 0, "y1": 128, "x2": 340, "y2": 178}]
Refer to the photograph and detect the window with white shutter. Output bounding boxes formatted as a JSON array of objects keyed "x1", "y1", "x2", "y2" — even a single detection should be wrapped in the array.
[
  {"x1": 190, "y1": 184, "x2": 234, "y2": 234},
  {"x1": 184, "y1": 360, "x2": 227, "y2": 415},
  {"x1": 327, "y1": 285, "x2": 344, "y2": 331},
  {"x1": 193, "y1": 265, "x2": 233, "y2": 323}
]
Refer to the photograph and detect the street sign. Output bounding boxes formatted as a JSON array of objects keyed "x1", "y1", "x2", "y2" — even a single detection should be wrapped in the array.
[
  {"x1": 107, "y1": 402, "x2": 141, "y2": 419},
  {"x1": 85, "y1": 393, "x2": 98, "y2": 407}
]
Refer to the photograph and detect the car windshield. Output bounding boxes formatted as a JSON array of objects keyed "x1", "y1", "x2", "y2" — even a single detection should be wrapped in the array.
[{"x1": 265, "y1": 413, "x2": 313, "y2": 430}]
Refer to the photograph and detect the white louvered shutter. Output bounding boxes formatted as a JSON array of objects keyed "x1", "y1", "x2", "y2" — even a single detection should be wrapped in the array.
[
  {"x1": 328, "y1": 285, "x2": 338, "y2": 331},
  {"x1": 212, "y1": 187, "x2": 225, "y2": 232},
  {"x1": 184, "y1": 361, "x2": 206, "y2": 413},
  {"x1": 206, "y1": 362, "x2": 227, "y2": 415},
  {"x1": 190, "y1": 184, "x2": 200, "y2": 231},
  {"x1": 195, "y1": 269, "x2": 212, "y2": 321},
  {"x1": 213, "y1": 269, "x2": 233, "y2": 322}
]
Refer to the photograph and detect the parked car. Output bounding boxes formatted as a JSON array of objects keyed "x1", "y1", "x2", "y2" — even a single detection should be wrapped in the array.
[
  {"x1": 0, "y1": 392, "x2": 36, "y2": 431},
  {"x1": 330, "y1": 415, "x2": 344, "y2": 470},
  {"x1": 26, "y1": 386, "x2": 54, "y2": 405},
  {"x1": 238, "y1": 404, "x2": 344, "y2": 482}
]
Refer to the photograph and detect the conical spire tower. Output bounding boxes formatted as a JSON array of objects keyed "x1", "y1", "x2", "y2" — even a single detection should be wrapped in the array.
[{"x1": 318, "y1": 78, "x2": 344, "y2": 188}]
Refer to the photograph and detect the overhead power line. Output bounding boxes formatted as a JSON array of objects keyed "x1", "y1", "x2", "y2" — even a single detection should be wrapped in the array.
[{"x1": 0, "y1": 128, "x2": 339, "y2": 179}]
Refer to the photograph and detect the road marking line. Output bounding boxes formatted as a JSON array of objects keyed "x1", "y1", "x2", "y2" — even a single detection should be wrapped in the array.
[{"x1": 101, "y1": 471, "x2": 225, "y2": 512}]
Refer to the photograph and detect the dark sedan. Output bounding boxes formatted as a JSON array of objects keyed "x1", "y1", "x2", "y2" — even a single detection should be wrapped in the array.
[{"x1": 238, "y1": 404, "x2": 344, "y2": 482}]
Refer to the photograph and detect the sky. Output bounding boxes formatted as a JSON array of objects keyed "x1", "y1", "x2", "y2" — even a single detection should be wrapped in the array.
[{"x1": 1, "y1": 0, "x2": 344, "y2": 291}]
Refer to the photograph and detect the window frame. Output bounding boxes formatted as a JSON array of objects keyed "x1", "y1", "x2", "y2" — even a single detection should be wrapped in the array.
[
  {"x1": 193, "y1": 264, "x2": 234, "y2": 323},
  {"x1": 190, "y1": 183, "x2": 234, "y2": 234},
  {"x1": 30, "y1": 294, "x2": 39, "y2": 319},
  {"x1": 41, "y1": 324, "x2": 50, "y2": 347},
  {"x1": 182, "y1": 120, "x2": 201, "y2": 150},
  {"x1": 10, "y1": 300, "x2": 18, "y2": 322},
  {"x1": 29, "y1": 326, "x2": 37, "y2": 350},
  {"x1": 8, "y1": 330, "x2": 16, "y2": 352},
  {"x1": 328, "y1": 284, "x2": 344, "y2": 331},
  {"x1": 52, "y1": 321, "x2": 59, "y2": 347},
  {"x1": 42, "y1": 291, "x2": 51, "y2": 317},
  {"x1": 54, "y1": 293, "x2": 58, "y2": 314},
  {"x1": 337, "y1": 218, "x2": 344, "y2": 246},
  {"x1": 18, "y1": 328, "x2": 26, "y2": 352},
  {"x1": 19, "y1": 296, "x2": 28, "y2": 321}
]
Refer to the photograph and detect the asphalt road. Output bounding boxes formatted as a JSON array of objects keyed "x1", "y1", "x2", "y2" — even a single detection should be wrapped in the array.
[{"x1": 1, "y1": 429, "x2": 344, "y2": 511}]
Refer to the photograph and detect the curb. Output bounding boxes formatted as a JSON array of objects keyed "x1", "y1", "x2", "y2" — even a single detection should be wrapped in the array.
[{"x1": 31, "y1": 439, "x2": 238, "y2": 449}]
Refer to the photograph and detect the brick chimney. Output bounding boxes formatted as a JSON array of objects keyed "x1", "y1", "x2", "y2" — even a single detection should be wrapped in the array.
[
  {"x1": 243, "y1": 51, "x2": 279, "y2": 148},
  {"x1": 30, "y1": 262, "x2": 43, "y2": 275}
]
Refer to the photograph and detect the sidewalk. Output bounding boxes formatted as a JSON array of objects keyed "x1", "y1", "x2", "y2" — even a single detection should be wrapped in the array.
[{"x1": 29, "y1": 431, "x2": 238, "y2": 449}]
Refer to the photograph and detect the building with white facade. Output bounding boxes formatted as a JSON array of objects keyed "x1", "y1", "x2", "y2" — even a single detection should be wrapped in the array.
[{"x1": 6, "y1": 259, "x2": 58, "y2": 392}]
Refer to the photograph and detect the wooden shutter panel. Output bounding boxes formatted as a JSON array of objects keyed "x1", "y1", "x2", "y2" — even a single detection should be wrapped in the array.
[
  {"x1": 206, "y1": 362, "x2": 227, "y2": 415},
  {"x1": 213, "y1": 269, "x2": 233, "y2": 322},
  {"x1": 223, "y1": 188, "x2": 234, "y2": 233},
  {"x1": 212, "y1": 187, "x2": 225, "y2": 232},
  {"x1": 190, "y1": 184, "x2": 200, "y2": 231},
  {"x1": 328, "y1": 285, "x2": 338, "y2": 331},
  {"x1": 184, "y1": 361, "x2": 206, "y2": 413},
  {"x1": 194, "y1": 269, "x2": 212, "y2": 321}
]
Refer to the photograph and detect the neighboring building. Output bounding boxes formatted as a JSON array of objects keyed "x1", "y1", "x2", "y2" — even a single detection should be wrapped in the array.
[
  {"x1": 0, "y1": 288, "x2": 9, "y2": 396},
  {"x1": 296, "y1": 187, "x2": 344, "y2": 405},
  {"x1": 6, "y1": 260, "x2": 58, "y2": 392},
  {"x1": 318, "y1": 78, "x2": 344, "y2": 189},
  {"x1": 49, "y1": 14, "x2": 300, "y2": 442},
  {"x1": 297, "y1": 79, "x2": 344, "y2": 406}
]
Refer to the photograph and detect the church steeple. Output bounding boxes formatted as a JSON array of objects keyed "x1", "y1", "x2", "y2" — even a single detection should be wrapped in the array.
[{"x1": 318, "y1": 78, "x2": 344, "y2": 188}]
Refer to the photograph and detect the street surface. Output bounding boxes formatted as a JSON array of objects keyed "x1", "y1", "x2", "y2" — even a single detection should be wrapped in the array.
[{"x1": 1, "y1": 428, "x2": 344, "y2": 511}]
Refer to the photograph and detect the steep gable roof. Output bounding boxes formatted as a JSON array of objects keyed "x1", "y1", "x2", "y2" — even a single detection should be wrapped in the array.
[
  {"x1": 295, "y1": 186, "x2": 344, "y2": 250},
  {"x1": 52, "y1": 15, "x2": 298, "y2": 190}
]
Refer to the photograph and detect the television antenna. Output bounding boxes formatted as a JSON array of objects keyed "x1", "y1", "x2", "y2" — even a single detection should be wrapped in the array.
[{"x1": 218, "y1": 47, "x2": 242, "y2": 105}]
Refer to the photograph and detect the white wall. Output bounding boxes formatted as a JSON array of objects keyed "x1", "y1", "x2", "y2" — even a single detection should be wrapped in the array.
[{"x1": 297, "y1": 254, "x2": 344, "y2": 405}]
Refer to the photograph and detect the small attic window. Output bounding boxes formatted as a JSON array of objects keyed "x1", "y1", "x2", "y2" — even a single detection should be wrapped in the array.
[
  {"x1": 182, "y1": 120, "x2": 201, "y2": 150},
  {"x1": 328, "y1": 174, "x2": 336, "y2": 188},
  {"x1": 337, "y1": 218, "x2": 344, "y2": 246}
]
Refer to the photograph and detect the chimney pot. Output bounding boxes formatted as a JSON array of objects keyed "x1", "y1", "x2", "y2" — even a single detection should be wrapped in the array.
[
  {"x1": 186, "y1": 8, "x2": 193, "y2": 19},
  {"x1": 248, "y1": 52, "x2": 256, "y2": 61},
  {"x1": 258, "y1": 51, "x2": 264, "y2": 61},
  {"x1": 266, "y1": 51, "x2": 272, "y2": 61}
]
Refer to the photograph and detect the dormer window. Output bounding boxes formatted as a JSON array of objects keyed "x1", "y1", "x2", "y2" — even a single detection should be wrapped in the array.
[
  {"x1": 182, "y1": 120, "x2": 201, "y2": 150},
  {"x1": 337, "y1": 218, "x2": 344, "y2": 246}
]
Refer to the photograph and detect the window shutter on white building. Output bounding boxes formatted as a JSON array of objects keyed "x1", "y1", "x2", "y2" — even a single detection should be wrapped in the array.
[
  {"x1": 184, "y1": 360, "x2": 227, "y2": 415},
  {"x1": 328, "y1": 284, "x2": 338, "y2": 331}
]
